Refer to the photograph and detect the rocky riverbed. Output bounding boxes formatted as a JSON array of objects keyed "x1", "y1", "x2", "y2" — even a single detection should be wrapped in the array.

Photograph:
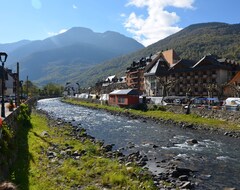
[
  {"x1": 37, "y1": 98, "x2": 240, "y2": 189},
  {"x1": 42, "y1": 110, "x2": 198, "y2": 189}
]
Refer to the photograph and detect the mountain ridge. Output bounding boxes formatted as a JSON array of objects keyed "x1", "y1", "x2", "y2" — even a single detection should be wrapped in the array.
[
  {"x1": 1, "y1": 27, "x2": 144, "y2": 85},
  {"x1": 2, "y1": 22, "x2": 240, "y2": 87},
  {"x1": 74, "y1": 22, "x2": 240, "y2": 87}
]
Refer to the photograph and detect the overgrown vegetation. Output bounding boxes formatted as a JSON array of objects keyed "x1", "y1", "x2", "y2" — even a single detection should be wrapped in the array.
[
  {"x1": 62, "y1": 98, "x2": 240, "y2": 132},
  {"x1": 0, "y1": 103, "x2": 32, "y2": 182},
  {"x1": 9, "y1": 111, "x2": 156, "y2": 190},
  {"x1": 21, "y1": 80, "x2": 64, "y2": 97}
]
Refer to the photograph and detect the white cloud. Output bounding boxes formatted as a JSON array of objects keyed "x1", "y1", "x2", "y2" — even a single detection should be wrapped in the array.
[
  {"x1": 72, "y1": 4, "x2": 78, "y2": 9},
  {"x1": 124, "y1": 0, "x2": 195, "y2": 46},
  {"x1": 48, "y1": 29, "x2": 68, "y2": 36}
]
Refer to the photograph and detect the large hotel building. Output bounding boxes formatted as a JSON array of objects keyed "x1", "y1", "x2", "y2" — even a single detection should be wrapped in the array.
[{"x1": 126, "y1": 49, "x2": 240, "y2": 98}]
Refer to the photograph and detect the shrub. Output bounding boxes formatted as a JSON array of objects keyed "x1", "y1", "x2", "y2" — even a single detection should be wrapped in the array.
[
  {"x1": 0, "y1": 123, "x2": 14, "y2": 155},
  {"x1": 17, "y1": 103, "x2": 31, "y2": 126}
]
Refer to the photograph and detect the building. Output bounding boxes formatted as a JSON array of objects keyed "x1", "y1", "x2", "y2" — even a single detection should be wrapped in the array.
[
  {"x1": 224, "y1": 71, "x2": 240, "y2": 97},
  {"x1": 126, "y1": 56, "x2": 152, "y2": 94},
  {"x1": 0, "y1": 67, "x2": 17, "y2": 97},
  {"x1": 98, "y1": 75, "x2": 128, "y2": 94},
  {"x1": 144, "y1": 49, "x2": 240, "y2": 98},
  {"x1": 144, "y1": 49, "x2": 181, "y2": 96},
  {"x1": 108, "y1": 89, "x2": 139, "y2": 107}
]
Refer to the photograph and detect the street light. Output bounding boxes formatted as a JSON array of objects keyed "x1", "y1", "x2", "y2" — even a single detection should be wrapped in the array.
[{"x1": 0, "y1": 52, "x2": 8, "y2": 117}]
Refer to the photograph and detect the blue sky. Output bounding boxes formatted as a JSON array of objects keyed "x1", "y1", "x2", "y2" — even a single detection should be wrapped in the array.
[{"x1": 0, "y1": 0, "x2": 239, "y2": 46}]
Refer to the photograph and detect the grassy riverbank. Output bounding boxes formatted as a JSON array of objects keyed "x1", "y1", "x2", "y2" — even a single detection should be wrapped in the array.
[
  {"x1": 62, "y1": 98, "x2": 240, "y2": 132},
  {"x1": 10, "y1": 111, "x2": 156, "y2": 190}
]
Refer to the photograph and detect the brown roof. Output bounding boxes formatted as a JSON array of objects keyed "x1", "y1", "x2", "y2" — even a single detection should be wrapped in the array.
[{"x1": 229, "y1": 71, "x2": 240, "y2": 84}]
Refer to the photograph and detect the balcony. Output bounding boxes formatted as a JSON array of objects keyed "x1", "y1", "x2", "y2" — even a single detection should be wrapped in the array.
[{"x1": 130, "y1": 75, "x2": 139, "y2": 79}]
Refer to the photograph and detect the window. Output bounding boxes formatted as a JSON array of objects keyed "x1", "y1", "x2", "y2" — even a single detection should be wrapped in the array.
[{"x1": 118, "y1": 97, "x2": 125, "y2": 104}]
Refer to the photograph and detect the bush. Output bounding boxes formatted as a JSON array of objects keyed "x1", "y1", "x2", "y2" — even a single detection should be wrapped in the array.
[
  {"x1": 17, "y1": 104, "x2": 31, "y2": 126},
  {"x1": 148, "y1": 105, "x2": 167, "y2": 111},
  {"x1": 0, "y1": 123, "x2": 14, "y2": 155}
]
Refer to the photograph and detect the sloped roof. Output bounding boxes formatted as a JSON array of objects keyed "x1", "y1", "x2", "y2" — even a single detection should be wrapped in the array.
[
  {"x1": 229, "y1": 71, "x2": 240, "y2": 84},
  {"x1": 192, "y1": 54, "x2": 232, "y2": 70},
  {"x1": 105, "y1": 75, "x2": 116, "y2": 82},
  {"x1": 169, "y1": 59, "x2": 195, "y2": 72},
  {"x1": 109, "y1": 89, "x2": 139, "y2": 95},
  {"x1": 145, "y1": 52, "x2": 168, "y2": 71}
]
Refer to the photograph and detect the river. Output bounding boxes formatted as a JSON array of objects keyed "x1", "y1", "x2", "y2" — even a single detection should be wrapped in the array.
[{"x1": 37, "y1": 98, "x2": 240, "y2": 189}]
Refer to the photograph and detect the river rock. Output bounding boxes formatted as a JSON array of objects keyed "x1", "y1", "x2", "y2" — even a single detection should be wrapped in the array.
[
  {"x1": 103, "y1": 144, "x2": 114, "y2": 152},
  {"x1": 180, "y1": 181, "x2": 193, "y2": 189},
  {"x1": 179, "y1": 175, "x2": 188, "y2": 181},
  {"x1": 186, "y1": 139, "x2": 198, "y2": 145},
  {"x1": 41, "y1": 131, "x2": 49, "y2": 137}
]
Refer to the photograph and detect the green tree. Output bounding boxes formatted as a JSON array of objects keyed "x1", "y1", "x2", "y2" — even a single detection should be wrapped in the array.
[
  {"x1": 42, "y1": 83, "x2": 64, "y2": 96},
  {"x1": 22, "y1": 80, "x2": 39, "y2": 97}
]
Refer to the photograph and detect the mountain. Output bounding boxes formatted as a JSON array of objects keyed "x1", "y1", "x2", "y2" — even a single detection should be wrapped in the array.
[
  {"x1": 76, "y1": 22, "x2": 240, "y2": 87},
  {"x1": 3, "y1": 27, "x2": 144, "y2": 84},
  {"x1": 0, "y1": 40, "x2": 31, "y2": 53}
]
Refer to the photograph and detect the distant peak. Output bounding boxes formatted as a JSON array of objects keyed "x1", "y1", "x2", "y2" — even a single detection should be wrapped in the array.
[{"x1": 67, "y1": 27, "x2": 94, "y2": 33}]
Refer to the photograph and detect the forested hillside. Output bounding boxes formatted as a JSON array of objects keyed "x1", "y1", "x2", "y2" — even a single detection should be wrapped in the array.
[{"x1": 77, "y1": 22, "x2": 240, "y2": 87}]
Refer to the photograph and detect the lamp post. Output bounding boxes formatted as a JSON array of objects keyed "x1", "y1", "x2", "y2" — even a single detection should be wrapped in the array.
[{"x1": 0, "y1": 52, "x2": 8, "y2": 117}]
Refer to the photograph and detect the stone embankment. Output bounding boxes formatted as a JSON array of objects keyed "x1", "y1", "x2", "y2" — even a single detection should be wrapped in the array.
[{"x1": 165, "y1": 105, "x2": 240, "y2": 124}]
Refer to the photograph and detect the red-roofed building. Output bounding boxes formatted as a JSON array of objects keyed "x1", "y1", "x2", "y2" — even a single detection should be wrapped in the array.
[{"x1": 109, "y1": 89, "x2": 139, "y2": 107}]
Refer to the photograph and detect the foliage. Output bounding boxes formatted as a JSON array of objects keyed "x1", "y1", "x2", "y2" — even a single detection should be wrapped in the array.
[
  {"x1": 40, "y1": 83, "x2": 64, "y2": 96},
  {"x1": 0, "y1": 123, "x2": 15, "y2": 156},
  {"x1": 22, "y1": 80, "x2": 39, "y2": 97},
  {"x1": 17, "y1": 103, "x2": 31, "y2": 126},
  {"x1": 6, "y1": 99, "x2": 15, "y2": 110}
]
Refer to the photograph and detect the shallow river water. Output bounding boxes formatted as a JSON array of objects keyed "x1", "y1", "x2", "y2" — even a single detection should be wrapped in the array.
[{"x1": 37, "y1": 98, "x2": 240, "y2": 189}]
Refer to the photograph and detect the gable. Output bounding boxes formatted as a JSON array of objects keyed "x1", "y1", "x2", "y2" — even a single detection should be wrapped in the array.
[
  {"x1": 229, "y1": 71, "x2": 240, "y2": 84},
  {"x1": 192, "y1": 55, "x2": 220, "y2": 69}
]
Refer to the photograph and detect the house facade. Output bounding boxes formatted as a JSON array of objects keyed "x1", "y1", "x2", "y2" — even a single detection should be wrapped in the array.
[
  {"x1": 126, "y1": 56, "x2": 152, "y2": 94},
  {"x1": 0, "y1": 67, "x2": 17, "y2": 97},
  {"x1": 144, "y1": 50, "x2": 240, "y2": 98},
  {"x1": 108, "y1": 89, "x2": 139, "y2": 107},
  {"x1": 144, "y1": 49, "x2": 181, "y2": 96}
]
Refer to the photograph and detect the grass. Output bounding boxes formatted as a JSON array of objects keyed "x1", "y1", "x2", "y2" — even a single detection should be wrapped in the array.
[
  {"x1": 62, "y1": 98, "x2": 240, "y2": 132},
  {"x1": 10, "y1": 111, "x2": 156, "y2": 190}
]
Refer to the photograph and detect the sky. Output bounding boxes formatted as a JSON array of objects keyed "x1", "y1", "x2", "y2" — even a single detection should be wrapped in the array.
[{"x1": 0, "y1": 0, "x2": 239, "y2": 46}]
